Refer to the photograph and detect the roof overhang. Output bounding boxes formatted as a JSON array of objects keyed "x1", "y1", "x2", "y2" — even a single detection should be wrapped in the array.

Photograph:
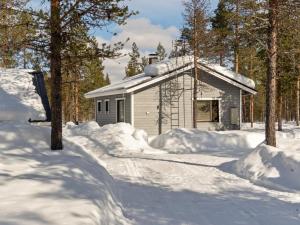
[{"x1": 85, "y1": 62, "x2": 257, "y2": 98}]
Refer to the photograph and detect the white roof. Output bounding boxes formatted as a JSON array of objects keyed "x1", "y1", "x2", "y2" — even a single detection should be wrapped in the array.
[
  {"x1": 0, "y1": 68, "x2": 46, "y2": 121},
  {"x1": 85, "y1": 57, "x2": 257, "y2": 98}
]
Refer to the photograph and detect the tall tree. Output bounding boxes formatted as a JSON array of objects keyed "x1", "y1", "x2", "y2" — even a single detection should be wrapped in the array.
[
  {"x1": 47, "y1": 0, "x2": 133, "y2": 150},
  {"x1": 183, "y1": 0, "x2": 209, "y2": 128},
  {"x1": 156, "y1": 42, "x2": 167, "y2": 61},
  {"x1": 265, "y1": 0, "x2": 278, "y2": 147},
  {"x1": 125, "y1": 42, "x2": 142, "y2": 77}
]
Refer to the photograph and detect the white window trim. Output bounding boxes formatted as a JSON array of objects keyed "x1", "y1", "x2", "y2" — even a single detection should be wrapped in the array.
[
  {"x1": 115, "y1": 98, "x2": 126, "y2": 123},
  {"x1": 196, "y1": 98, "x2": 221, "y2": 123},
  {"x1": 105, "y1": 99, "x2": 110, "y2": 114},
  {"x1": 97, "y1": 100, "x2": 102, "y2": 113}
]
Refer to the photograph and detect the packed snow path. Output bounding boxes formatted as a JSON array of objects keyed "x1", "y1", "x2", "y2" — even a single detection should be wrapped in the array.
[{"x1": 103, "y1": 152, "x2": 300, "y2": 225}]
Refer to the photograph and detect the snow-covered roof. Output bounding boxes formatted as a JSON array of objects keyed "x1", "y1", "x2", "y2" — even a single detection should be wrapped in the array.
[
  {"x1": 0, "y1": 68, "x2": 46, "y2": 121},
  {"x1": 85, "y1": 57, "x2": 257, "y2": 98}
]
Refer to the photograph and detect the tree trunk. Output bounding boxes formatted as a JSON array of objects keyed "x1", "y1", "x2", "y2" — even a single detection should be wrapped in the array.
[
  {"x1": 277, "y1": 79, "x2": 282, "y2": 131},
  {"x1": 234, "y1": 0, "x2": 240, "y2": 74},
  {"x1": 192, "y1": 13, "x2": 198, "y2": 128},
  {"x1": 265, "y1": 0, "x2": 278, "y2": 147},
  {"x1": 296, "y1": 77, "x2": 300, "y2": 126},
  {"x1": 250, "y1": 52, "x2": 254, "y2": 128},
  {"x1": 50, "y1": 0, "x2": 63, "y2": 150}
]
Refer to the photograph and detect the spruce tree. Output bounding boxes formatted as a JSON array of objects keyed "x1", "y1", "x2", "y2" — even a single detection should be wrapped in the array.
[
  {"x1": 156, "y1": 42, "x2": 167, "y2": 61},
  {"x1": 125, "y1": 42, "x2": 142, "y2": 77}
]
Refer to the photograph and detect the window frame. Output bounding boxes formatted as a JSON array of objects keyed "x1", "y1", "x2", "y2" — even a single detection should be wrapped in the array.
[
  {"x1": 196, "y1": 98, "x2": 220, "y2": 123},
  {"x1": 105, "y1": 99, "x2": 110, "y2": 114},
  {"x1": 97, "y1": 100, "x2": 102, "y2": 113}
]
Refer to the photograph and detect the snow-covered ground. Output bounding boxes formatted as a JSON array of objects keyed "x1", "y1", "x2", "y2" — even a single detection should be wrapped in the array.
[
  {"x1": 1, "y1": 120, "x2": 300, "y2": 225},
  {"x1": 0, "y1": 122, "x2": 130, "y2": 225}
]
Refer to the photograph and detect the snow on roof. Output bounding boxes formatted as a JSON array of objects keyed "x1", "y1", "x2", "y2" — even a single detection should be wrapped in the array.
[
  {"x1": 85, "y1": 73, "x2": 151, "y2": 98},
  {"x1": 144, "y1": 55, "x2": 194, "y2": 76},
  {"x1": 0, "y1": 68, "x2": 46, "y2": 121},
  {"x1": 85, "y1": 57, "x2": 256, "y2": 98}
]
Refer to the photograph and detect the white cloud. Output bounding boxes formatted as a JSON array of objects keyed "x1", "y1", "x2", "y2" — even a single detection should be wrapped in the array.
[{"x1": 97, "y1": 18, "x2": 180, "y2": 83}]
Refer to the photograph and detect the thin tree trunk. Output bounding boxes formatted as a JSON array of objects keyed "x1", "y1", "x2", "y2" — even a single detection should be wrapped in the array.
[
  {"x1": 234, "y1": 0, "x2": 240, "y2": 74},
  {"x1": 250, "y1": 52, "x2": 254, "y2": 128},
  {"x1": 50, "y1": 0, "x2": 63, "y2": 150},
  {"x1": 296, "y1": 76, "x2": 300, "y2": 126},
  {"x1": 265, "y1": 0, "x2": 278, "y2": 147},
  {"x1": 277, "y1": 79, "x2": 282, "y2": 131},
  {"x1": 193, "y1": 12, "x2": 198, "y2": 128},
  {"x1": 74, "y1": 74, "x2": 79, "y2": 125}
]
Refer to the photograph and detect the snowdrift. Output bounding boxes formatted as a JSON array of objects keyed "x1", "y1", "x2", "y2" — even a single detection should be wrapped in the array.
[
  {"x1": 232, "y1": 144, "x2": 300, "y2": 192},
  {"x1": 0, "y1": 68, "x2": 46, "y2": 121},
  {"x1": 0, "y1": 122, "x2": 130, "y2": 225},
  {"x1": 64, "y1": 122, "x2": 162, "y2": 155},
  {"x1": 150, "y1": 128, "x2": 264, "y2": 154}
]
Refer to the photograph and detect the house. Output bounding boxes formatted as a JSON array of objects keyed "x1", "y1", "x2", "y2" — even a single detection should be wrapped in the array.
[
  {"x1": 85, "y1": 56, "x2": 257, "y2": 135},
  {"x1": 0, "y1": 68, "x2": 51, "y2": 122}
]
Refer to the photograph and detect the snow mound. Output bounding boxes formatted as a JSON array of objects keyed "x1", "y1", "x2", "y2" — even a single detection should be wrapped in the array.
[
  {"x1": 150, "y1": 128, "x2": 264, "y2": 154},
  {"x1": 0, "y1": 121, "x2": 130, "y2": 225},
  {"x1": 233, "y1": 144, "x2": 300, "y2": 192},
  {"x1": 0, "y1": 68, "x2": 46, "y2": 121},
  {"x1": 65, "y1": 122, "x2": 163, "y2": 155}
]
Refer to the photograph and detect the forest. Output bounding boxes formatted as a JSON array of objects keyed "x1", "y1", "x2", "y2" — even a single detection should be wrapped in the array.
[{"x1": 0, "y1": 0, "x2": 299, "y2": 149}]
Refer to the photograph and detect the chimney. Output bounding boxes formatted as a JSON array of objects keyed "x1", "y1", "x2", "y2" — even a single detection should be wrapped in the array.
[{"x1": 148, "y1": 53, "x2": 158, "y2": 65}]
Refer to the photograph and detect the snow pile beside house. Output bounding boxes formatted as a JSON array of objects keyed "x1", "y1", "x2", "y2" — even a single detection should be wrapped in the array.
[
  {"x1": 0, "y1": 68, "x2": 46, "y2": 121},
  {"x1": 150, "y1": 128, "x2": 264, "y2": 154},
  {"x1": 233, "y1": 144, "x2": 300, "y2": 192},
  {"x1": 0, "y1": 122, "x2": 131, "y2": 225},
  {"x1": 64, "y1": 122, "x2": 162, "y2": 155}
]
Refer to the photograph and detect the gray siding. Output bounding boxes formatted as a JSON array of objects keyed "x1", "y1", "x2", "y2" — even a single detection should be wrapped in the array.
[
  {"x1": 197, "y1": 70, "x2": 241, "y2": 130},
  {"x1": 93, "y1": 68, "x2": 241, "y2": 135},
  {"x1": 133, "y1": 73, "x2": 194, "y2": 135},
  {"x1": 133, "y1": 69, "x2": 241, "y2": 135},
  {"x1": 95, "y1": 94, "x2": 131, "y2": 126}
]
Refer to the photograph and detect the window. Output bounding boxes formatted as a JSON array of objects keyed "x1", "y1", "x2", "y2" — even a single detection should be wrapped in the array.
[
  {"x1": 197, "y1": 100, "x2": 219, "y2": 122},
  {"x1": 116, "y1": 99, "x2": 125, "y2": 122},
  {"x1": 105, "y1": 100, "x2": 110, "y2": 113},
  {"x1": 97, "y1": 101, "x2": 102, "y2": 112}
]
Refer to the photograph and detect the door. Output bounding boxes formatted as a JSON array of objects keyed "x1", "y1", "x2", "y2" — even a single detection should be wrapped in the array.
[{"x1": 117, "y1": 99, "x2": 125, "y2": 122}]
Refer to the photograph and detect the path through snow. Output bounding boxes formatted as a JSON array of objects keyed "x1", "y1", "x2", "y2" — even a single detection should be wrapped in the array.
[{"x1": 103, "y1": 152, "x2": 300, "y2": 225}]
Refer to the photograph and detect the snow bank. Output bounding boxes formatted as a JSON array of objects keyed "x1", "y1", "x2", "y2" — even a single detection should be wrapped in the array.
[
  {"x1": 233, "y1": 144, "x2": 300, "y2": 192},
  {"x1": 0, "y1": 68, "x2": 46, "y2": 121},
  {"x1": 150, "y1": 128, "x2": 264, "y2": 154},
  {"x1": 0, "y1": 122, "x2": 130, "y2": 225},
  {"x1": 64, "y1": 122, "x2": 162, "y2": 155}
]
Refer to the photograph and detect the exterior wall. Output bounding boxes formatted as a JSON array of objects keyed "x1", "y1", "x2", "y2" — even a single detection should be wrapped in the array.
[
  {"x1": 197, "y1": 70, "x2": 241, "y2": 130},
  {"x1": 133, "y1": 70, "x2": 241, "y2": 135},
  {"x1": 95, "y1": 94, "x2": 131, "y2": 126},
  {"x1": 93, "y1": 69, "x2": 241, "y2": 135},
  {"x1": 133, "y1": 73, "x2": 194, "y2": 136}
]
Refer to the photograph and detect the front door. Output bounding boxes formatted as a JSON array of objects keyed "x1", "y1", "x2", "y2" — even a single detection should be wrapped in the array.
[{"x1": 117, "y1": 99, "x2": 125, "y2": 122}]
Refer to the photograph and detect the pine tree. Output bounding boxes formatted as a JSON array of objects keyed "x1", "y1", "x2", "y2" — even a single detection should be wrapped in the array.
[
  {"x1": 211, "y1": 0, "x2": 231, "y2": 65},
  {"x1": 125, "y1": 42, "x2": 142, "y2": 77},
  {"x1": 183, "y1": 0, "x2": 209, "y2": 128},
  {"x1": 156, "y1": 42, "x2": 167, "y2": 61}
]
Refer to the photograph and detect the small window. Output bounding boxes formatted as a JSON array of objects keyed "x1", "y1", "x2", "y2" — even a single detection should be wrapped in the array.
[
  {"x1": 97, "y1": 101, "x2": 102, "y2": 112},
  {"x1": 105, "y1": 100, "x2": 110, "y2": 113},
  {"x1": 197, "y1": 100, "x2": 219, "y2": 122}
]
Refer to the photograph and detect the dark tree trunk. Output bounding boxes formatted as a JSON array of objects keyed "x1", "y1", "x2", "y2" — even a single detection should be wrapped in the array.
[
  {"x1": 296, "y1": 77, "x2": 300, "y2": 126},
  {"x1": 277, "y1": 79, "x2": 282, "y2": 131},
  {"x1": 50, "y1": 0, "x2": 63, "y2": 150},
  {"x1": 265, "y1": 0, "x2": 278, "y2": 147},
  {"x1": 249, "y1": 53, "x2": 254, "y2": 128},
  {"x1": 193, "y1": 14, "x2": 198, "y2": 129}
]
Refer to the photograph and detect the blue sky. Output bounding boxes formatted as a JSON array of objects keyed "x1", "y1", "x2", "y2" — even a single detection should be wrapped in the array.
[{"x1": 29, "y1": 0, "x2": 219, "y2": 82}]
